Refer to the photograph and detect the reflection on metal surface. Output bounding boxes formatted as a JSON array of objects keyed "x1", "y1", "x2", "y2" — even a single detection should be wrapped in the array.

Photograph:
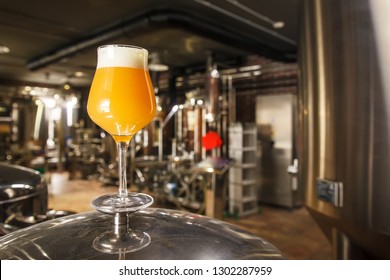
[
  {"x1": 0, "y1": 163, "x2": 48, "y2": 229},
  {"x1": 299, "y1": 0, "x2": 390, "y2": 258},
  {"x1": 0, "y1": 184, "x2": 36, "y2": 204},
  {"x1": 93, "y1": 230, "x2": 150, "y2": 257},
  {"x1": 194, "y1": 157, "x2": 235, "y2": 175},
  {"x1": 0, "y1": 208, "x2": 285, "y2": 260},
  {"x1": 93, "y1": 213, "x2": 150, "y2": 255}
]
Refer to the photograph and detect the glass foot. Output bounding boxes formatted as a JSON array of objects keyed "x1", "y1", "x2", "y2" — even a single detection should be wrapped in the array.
[
  {"x1": 93, "y1": 230, "x2": 151, "y2": 254},
  {"x1": 91, "y1": 193, "x2": 153, "y2": 214}
]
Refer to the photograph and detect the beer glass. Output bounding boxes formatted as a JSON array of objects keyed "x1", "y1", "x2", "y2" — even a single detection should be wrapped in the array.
[{"x1": 88, "y1": 44, "x2": 156, "y2": 253}]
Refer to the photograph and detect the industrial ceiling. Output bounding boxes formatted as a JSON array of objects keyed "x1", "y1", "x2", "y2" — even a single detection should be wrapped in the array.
[{"x1": 0, "y1": 0, "x2": 300, "y2": 88}]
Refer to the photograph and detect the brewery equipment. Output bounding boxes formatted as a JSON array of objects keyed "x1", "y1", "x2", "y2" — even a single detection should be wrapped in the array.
[
  {"x1": 0, "y1": 162, "x2": 75, "y2": 235},
  {"x1": 0, "y1": 208, "x2": 285, "y2": 260},
  {"x1": 299, "y1": 0, "x2": 390, "y2": 259},
  {"x1": 0, "y1": 162, "x2": 48, "y2": 229}
]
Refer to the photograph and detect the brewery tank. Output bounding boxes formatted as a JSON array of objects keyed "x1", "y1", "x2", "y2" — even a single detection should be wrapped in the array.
[
  {"x1": 0, "y1": 208, "x2": 285, "y2": 260},
  {"x1": 0, "y1": 162, "x2": 48, "y2": 229},
  {"x1": 299, "y1": 0, "x2": 390, "y2": 259}
]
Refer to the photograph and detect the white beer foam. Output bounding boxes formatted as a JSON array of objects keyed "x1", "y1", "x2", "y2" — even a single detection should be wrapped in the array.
[{"x1": 97, "y1": 45, "x2": 147, "y2": 69}]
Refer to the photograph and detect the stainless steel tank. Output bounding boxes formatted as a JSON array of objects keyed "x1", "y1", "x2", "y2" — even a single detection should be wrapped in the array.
[
  {"x1": 0, "y1": 163, "x2": 48, "y2": 229},
  {"x1": 0, "y1": 208, "x2": 285, "y2": 260},
  {"x1": 299, "y1": 0, "x2": 390, "y2": 259}
]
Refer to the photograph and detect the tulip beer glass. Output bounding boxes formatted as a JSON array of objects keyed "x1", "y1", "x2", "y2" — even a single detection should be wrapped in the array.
[
  {"x1": 88, "y1": 45, "x2": 156, "y2": 215},
  {"x1": 88, "y1": 44, "x2": 156, "y2": 253}
]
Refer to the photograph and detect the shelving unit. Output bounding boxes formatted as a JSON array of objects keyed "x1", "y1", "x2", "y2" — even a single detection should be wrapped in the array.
[{"x1": 228, "y1": 123, "x2": 258, "y2": 217}]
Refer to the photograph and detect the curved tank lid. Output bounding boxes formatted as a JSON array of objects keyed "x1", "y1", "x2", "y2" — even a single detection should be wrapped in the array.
[
  {"x1": 0, "y1": 163, "x2": 45, "y2": 203},
  {"x1": 0, "y1": 163, "x2": 42, "y2": 186},
  {"x1": 0, "y1": 208, "x2": 285, "y2": 260}
]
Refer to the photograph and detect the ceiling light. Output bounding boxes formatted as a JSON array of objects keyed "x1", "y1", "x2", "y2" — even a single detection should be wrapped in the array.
[
  {"x1": 74, "y1": 71, "x2": 84, "y2": 77},
  {"x1": 273, "y1": 21, "x2": 285, "y2": 29},
  {"x1": 0, "y1": 44, "x2": 10, "y2": 54}
]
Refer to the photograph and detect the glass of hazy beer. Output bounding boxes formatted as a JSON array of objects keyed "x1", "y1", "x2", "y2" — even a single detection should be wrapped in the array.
[{"x1": 87, "y1": 45, "x2": 156, "y2": 215}]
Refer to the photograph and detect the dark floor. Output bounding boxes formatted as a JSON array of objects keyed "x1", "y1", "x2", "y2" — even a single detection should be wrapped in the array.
[
  {"x1": 225, "y1": 206, "x2": 332, "y2": 259},
  {"x1": 47, "y1": 172, "x2": 332, "y2": 260}
]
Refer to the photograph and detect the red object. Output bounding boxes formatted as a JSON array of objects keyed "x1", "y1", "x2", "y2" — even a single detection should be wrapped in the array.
[{"x1": 202, "y1": 131, "x2": 223, "y2": 151}]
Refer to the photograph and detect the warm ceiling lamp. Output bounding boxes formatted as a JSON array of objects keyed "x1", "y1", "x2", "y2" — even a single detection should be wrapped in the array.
[
  {"x1": 0, "y1": 43, "x2": 10, "y2": 54},
  {"x1": 74, "y1": 71, "x2": 85, "y2": 77},
  {"x1": 273, "y1": 21, "x2": 285, "y2": 29}
]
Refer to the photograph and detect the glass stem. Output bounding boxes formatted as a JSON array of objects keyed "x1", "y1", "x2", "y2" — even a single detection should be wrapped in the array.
[{"x1": 117, "y1": 141, "x2": 129, "y2": 198}]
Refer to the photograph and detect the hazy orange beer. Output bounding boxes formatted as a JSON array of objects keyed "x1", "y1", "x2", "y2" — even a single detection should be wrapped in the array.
[
  {"x1": 87, "y1": 45, "x2": 156, "y2": 143},
  {"x1": 86, "y1": 46, "x2": 156, "y2": 252},
  {"x1": 86, "y1": 44, "x2": 155, "y2": 221}
]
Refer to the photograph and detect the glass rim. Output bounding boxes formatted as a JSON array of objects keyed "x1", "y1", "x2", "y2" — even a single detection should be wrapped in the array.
[{"x1": 98, "y1": 44, "x2": 148, "y2": 53}]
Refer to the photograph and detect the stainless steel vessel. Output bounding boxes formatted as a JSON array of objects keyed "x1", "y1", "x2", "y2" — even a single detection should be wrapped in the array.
[
  {"x1": 0, "y1": 163, "x2": 48, "y2": 229},
  {"x1": 299, "y1": 0, "x2": 390, "y2": 259},
  {"x1": 0, "y1": 208, "x2": 284, "y2": 260}
]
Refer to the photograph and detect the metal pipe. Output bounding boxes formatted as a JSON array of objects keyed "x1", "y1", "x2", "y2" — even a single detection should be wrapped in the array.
[
  {"x1": 194, "y1": 0, "x2": 296, "y2": 46},
  {"x1": 177, "y1": 107, "x2": 183, "y2": 143},
  {"x1": 194, "y1": 106, "x2": 201, "y2": 158},
  {"x1": 331, "y1": 228, "x2": 351, "y2": 260},
  {"x1": 162, "y1": 105, "x2": 179, "y2": 128},
  {"x1": 202, "y1": 108, "x2": 207, "y2": 160},
  {"x1": 27, "y1": 10, "x2": 151, "y2": 70},
  {"x1": 157, "y1": 118, "x2": 164, "y2": 161},
  {"x1": 27, "y1": 8, "x2": 294, "y2": 70}
]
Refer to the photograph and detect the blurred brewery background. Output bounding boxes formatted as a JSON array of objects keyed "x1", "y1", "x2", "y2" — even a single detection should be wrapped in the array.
[{"x1": 1, "y1": 0, "x2": 390, "y2": 259}]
